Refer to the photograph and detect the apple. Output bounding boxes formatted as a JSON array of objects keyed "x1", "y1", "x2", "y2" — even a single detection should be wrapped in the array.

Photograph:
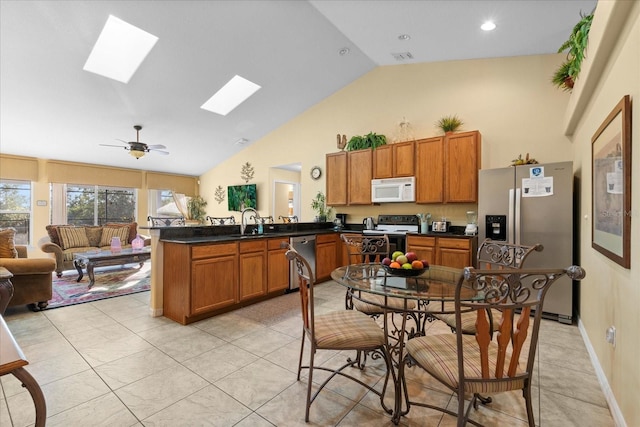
[
  {"x1": 395, "y1": 255, "x2": 408, "y2": 265},
  {"x1": 391, "y1": 251, "x2": 404, "y2": 261},
  {"x1": 381, "y1": 257, "x2": 392, "y2": 266},
  {"x1": 402, "y1": 263, "x2": 413, "y2": 269},
  {"x1": 421, "y1": 259, "x2": 430, "y2": 267},
  {"x1": 405, "y1": 252, "x2": 418, "y2": 262}
]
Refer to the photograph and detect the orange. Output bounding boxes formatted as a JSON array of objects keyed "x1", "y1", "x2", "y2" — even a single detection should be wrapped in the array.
[
  {"x1": 411, "y1": 260, "x2": 424, "y2": 269},
  {"x1": 389, "y1": 261, "x2": 401, "y2": 269}
]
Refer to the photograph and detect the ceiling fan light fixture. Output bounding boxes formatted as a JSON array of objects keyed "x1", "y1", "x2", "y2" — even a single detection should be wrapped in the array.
[{"x1": 129, "y1": 149, "x2": 145, "y2": 159}]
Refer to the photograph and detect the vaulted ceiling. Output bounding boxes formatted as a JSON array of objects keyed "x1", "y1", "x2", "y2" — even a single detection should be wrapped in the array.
[{"x1": 0, "y1": 0, "x2": 596, "y2": 176}]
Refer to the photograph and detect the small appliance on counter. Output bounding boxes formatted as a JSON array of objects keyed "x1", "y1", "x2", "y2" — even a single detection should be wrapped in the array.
[
  {"x1": 431, "y1": 220, "x2": 450, "y2": 232},
  {"x1": 465, "y1": 211, "x2": 478, "y2": 236},
  {"x1": 363, "y1": 216, "x2": 376, "y2": 230}
]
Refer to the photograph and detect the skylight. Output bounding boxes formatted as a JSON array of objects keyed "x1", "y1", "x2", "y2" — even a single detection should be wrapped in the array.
[
  {"x1": 83, "y1": 15, "x2": 158, "y2": 84},
  {"x1": 201, "y1": 75, "x2": 261, "y2": 116}
]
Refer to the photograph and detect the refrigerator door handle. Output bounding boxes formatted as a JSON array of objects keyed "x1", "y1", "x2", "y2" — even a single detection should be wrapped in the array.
[
  {"x1": 508, "y1": 189, "x2": 515, "y2": 243},
  {"x1": 515, "y1": 188, "x2": 521, "y2": 245}
]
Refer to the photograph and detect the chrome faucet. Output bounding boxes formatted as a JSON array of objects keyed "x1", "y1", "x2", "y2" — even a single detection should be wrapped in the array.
[{"x1": 240, "y1": 207, "x2": 258, "y2": 235}]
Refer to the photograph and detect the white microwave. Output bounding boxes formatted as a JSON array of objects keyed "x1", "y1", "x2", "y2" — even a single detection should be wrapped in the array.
[{"x1": 371, "y1": 177, "x2": 416, "y2": 203}]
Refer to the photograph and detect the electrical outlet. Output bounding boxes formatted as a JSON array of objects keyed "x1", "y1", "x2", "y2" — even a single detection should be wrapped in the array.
[{"x1": 605, "y1": 326, "x2": 616, "y2": 347}]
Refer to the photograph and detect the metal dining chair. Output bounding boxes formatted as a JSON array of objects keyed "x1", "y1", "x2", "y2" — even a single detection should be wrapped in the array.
[
  {"x1": 205, "y1": 216, "x2": 236, "y2": 225},
  {"x1": 278, "y1": 215, "x2": 298, "y2": 223},
  {"x1": 395, "y1": 265, "x2": 586, "y2": 426},
  {"x1": 285, "y1": 244, "x2": 393, "y2": 422},
  {"x1": 147, "y1": 216, "x2": 185, "y2": 227}
]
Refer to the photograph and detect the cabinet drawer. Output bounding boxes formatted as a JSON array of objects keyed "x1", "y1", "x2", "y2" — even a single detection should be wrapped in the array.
[
  {"x1": 267, "y1": 237, "x2": 289, "y2": 250},
  {"x1": 192, "y1": 243, "x2": 237, "y2": 260},
  {"x1": 437, "y1": 238, "x2": 471, "y2": 250},
  {"x1": 316, "y1": 233, "x2": 337, "y2": 244},
  {"x1": 239, "y1": 240, "x2": 267, "y2": 253},
  {"x1": 407, "y1": 235, "x2": 436, "y2": 247}
]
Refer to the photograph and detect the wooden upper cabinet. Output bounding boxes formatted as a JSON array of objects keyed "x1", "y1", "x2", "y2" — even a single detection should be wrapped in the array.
[
  {"x1": 415, "y1": 137, "x2": 444, "y2": 203},
  {"x1": 444, "y1": 131, "x2": 481, "y2": 203},
  {"x1": 326, "y1": 151, "x2": 347, "y2": 206},
  {"x1": 347, "y1": 149, "x2": 372, "y2": 205},
  {"x1": 373, "y1": 145, "x2": 393, "y2": 179},
  {"x1": 373, "y1": 141, "x2": 415, "y2": 179},
  {"x1": 393, "y1": 141, "x2": 415, "y2": 177}
]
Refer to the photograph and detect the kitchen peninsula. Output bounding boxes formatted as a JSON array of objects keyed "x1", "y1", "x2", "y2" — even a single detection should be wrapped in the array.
[{"x1": 143, "y1": 222, "x2": 477, "y2": 325}]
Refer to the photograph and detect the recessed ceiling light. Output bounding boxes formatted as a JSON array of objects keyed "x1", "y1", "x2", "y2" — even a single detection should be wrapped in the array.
[
  {"x1": 338, "y1": 47, "x2": 350, "y2": 56},
  {"x1": 201, "y1": 75, "x2": 261, "y2": 116},
  {"x1": 481, "y1": 21, "x2": 496, "y2": 31},
  {"x1": 83, "y1": 15, "x2": 158, "y2": 84},
  {"x1": 398, "y1": 34, "x2": 411, "y2": 41}
]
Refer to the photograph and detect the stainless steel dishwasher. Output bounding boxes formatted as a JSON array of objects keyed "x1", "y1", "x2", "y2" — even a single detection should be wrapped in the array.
[{"x1": 288, "y1": 235, "x2": 316, "y2": 291}]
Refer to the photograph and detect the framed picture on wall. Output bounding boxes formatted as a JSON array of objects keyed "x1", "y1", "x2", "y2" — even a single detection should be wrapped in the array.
[{"x1": 591, "y1": 95, "x2": 631, "y2": 268}]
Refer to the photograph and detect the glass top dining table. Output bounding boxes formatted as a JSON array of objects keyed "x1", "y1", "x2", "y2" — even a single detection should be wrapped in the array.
[{"x1": 330, "y1": 263, "x2": 481, "y2": 421}]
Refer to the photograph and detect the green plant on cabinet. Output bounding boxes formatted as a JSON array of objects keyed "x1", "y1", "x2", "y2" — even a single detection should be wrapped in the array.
[
  {"x1": 552, "y1": 12, "x2": 593, "y2": 91},
  {"x1": 346, "y1": 132, "x2": 387, "y2": 151}
]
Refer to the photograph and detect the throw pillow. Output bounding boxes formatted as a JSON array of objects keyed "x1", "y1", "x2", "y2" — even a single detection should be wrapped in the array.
[
  {"x1": 58, "y1": 227, "x2": 90, "y2": 250},
  {"x1": 105, "y1": 222, "x2": 137, "y2": 244},
  {"x1": 100, "y1": 226, "x2": 131, "y2": 247},
  {"x1": 46, "y1": 224, "x2": 62, "y2": 246},
  {"x1": 85, "y1": 226, "x2": 103, "y2": 247},
  {"x1": 0, "y1": 227, "x2": 19, "y2": 258}
]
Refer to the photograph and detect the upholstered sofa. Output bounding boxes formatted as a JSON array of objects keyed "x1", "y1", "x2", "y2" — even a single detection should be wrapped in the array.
[
  {"x1": 0, "y1": 228, "x2": 56, "y2": 311},
  {"x1": 38, "y1": 223, "x2": 150, "y2": 277}
]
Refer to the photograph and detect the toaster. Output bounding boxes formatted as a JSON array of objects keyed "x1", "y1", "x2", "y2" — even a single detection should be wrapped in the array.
[{"x1": 431, "y1": 221, "x2": 450, "y2": 232}]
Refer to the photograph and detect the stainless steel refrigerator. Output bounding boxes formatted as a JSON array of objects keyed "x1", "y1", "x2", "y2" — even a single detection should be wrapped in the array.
[{"x1": 478, "y1": 161, "x2": 574, "y2": 324}]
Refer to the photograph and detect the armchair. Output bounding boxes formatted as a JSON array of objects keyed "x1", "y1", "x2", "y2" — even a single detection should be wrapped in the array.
[{"x1": 0, "y1": 245, "x2": 55, "y2": 311}]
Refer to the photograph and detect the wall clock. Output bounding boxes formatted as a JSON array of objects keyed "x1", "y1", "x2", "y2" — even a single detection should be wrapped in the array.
[{"x1": 310, "y1": 166, "x2": 322, "y2": 180}]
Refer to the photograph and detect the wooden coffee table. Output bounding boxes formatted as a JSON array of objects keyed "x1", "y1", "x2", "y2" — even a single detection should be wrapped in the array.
[{"x1": 73, "y1": 247, "x2": 151, "y2": 288}]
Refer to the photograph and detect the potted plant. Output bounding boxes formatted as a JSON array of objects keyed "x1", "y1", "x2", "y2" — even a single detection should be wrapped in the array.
[
  {"x1": 186, "y1": 195, "x2": 207, "y2": 224},
  {"x1": 436, "y1": 115, "x2": 463, "y2": 134},
  {"x1": 552, "y1": 11, "x2": 593, "y2": 91},
  {"x1": 310, "y1": 191, "x2": 334, "y2": 222},
  {"x1": 346, "y1": 132, "x2": 387, "y2": 151}
]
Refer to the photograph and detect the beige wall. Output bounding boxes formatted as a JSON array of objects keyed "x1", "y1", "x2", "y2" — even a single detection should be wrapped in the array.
[
  {"x1": 200, "y1": 53, "x2": 573, "y2": 226},
  {"x1": 568, "y1": 1, "x2": 639, "y2": 425}
]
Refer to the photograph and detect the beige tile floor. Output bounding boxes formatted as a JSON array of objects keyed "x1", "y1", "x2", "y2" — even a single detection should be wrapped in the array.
[{"x1": 1, "y1": 281, "x2": 614, "y2": 426}]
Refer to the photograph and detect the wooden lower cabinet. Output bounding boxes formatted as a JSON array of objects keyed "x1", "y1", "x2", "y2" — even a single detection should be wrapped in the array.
[
  {"x1": 267, "y1": 238, "x2": 290, "y2": 292},
  {"x1": 239, "y1": 240, "x2": 267, "y2": 301},
  {"x1": 406, "y1": 235, "x2": 436, "y2": 266},
  {"x1": 316, "y1": 233, "x2": 339, "y2": 282},
  {"x1": 163, "y1": 241, "x2": 239, "y2": 325},
  {"x1": 406, "y1": 235, "x2": 476, "y2": 269}
]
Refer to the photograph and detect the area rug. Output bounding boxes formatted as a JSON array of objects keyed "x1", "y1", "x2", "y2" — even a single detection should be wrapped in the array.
[{"x1": 46, "y1": 263, "x2": 150, "y2": 310}]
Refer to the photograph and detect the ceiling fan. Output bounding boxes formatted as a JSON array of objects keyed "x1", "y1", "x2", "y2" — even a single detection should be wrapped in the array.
[{"x1": 100, "y1": 125, "x2": 169, "y2": 159}]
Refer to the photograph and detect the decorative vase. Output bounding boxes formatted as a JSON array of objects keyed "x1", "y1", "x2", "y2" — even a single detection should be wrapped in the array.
[
  {"x1": 110, "y1": 236, "x2": 121, "y2": 253},
  {"x1": 132, "y1": 234, "x2": 144, "y2": 250}
]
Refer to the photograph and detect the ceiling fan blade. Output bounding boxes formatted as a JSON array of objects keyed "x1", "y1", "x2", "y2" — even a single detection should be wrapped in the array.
[
  {"x1": 100, "y1": 144, "x2": 127, "y2": 148},
  {"x1": 150, "y1": 149, "x2": 170, "y2": 155},
  {"x1": 146, "y1": 144, "x2": 166, "y2": 150}
]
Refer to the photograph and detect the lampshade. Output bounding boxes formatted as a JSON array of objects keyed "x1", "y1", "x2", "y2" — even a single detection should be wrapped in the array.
[{"x1": 129, "y1": 149, "x2": 145, "y2": 159}]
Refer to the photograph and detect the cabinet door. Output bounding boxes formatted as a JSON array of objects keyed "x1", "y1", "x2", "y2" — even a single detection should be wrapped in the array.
[
  {"x1": 316, "y1": 235, "x2": 338, "y2": 282},
  {"x1": 406, "y1": 236, "x2": 436, "y2": 266},
  {"x1": 267, "y1": 238, "x2": 289, "y2": 293},
  {"x1": 326, "y1": 152, "x2": 348, "y2": 206},
  {"x1": 393, "y1": 141, "x2": 415, "y2": 177},
  {"x1": 373, "y1": 145, "x2": 393, "y2": 179},
  {"x1": 438, "y1": 248, "x2": 472, "y2": 269},
  {"x1": 445, "y1": 131, "x2": 481, "y2": 203},
  {"x1": 347, "y1": 149, "x2": 373, "y2": 205},
  {"x1": 192, "y1": 256, "x2": 238, "y2": 315},
  {"x1": 239, "y1": 241, "x2": 267, "y2": 301},
  {"x1": 415, "y1": 137, "x2": 444, "y2": 203}
]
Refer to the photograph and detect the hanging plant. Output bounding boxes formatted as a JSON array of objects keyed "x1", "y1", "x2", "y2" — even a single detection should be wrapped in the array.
[
  {"x1": 552, "y1": 11, "x2": 593, "y2": 91},
  {"x1": 240, "y1": 162, "x2": 254, "y2": 183}
]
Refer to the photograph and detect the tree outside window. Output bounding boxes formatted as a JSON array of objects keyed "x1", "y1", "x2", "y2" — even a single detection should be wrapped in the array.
[
  {"x1": 66, "y1": 185, "x2": 135, "y2": 225},
  {"x1": 0, "y1": 179, "x2": 31, "y2": 244}
]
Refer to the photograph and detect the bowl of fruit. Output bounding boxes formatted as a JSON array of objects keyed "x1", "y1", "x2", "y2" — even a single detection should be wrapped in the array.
[{"x1": 381, "y1": 251, "x2": 429, "y2": 277}]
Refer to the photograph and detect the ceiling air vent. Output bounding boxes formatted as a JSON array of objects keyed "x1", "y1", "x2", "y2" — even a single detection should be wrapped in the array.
[{"x1": 391, "y1": 52, "x2": 414, "y2": 61}]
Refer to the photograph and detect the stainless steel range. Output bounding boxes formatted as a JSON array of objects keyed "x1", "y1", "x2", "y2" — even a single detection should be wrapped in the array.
[{"x1": 362, "y1": 214, "x2": 419, "y2": 254}]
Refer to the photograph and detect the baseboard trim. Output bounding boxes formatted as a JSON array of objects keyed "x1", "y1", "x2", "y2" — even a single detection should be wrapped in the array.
[
  {"x1": 578, "y1": 317, "x2": 626, "y2": 427},
  {"x1": 150, "y1": 307, "x2": 163, "y2": 318}
]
